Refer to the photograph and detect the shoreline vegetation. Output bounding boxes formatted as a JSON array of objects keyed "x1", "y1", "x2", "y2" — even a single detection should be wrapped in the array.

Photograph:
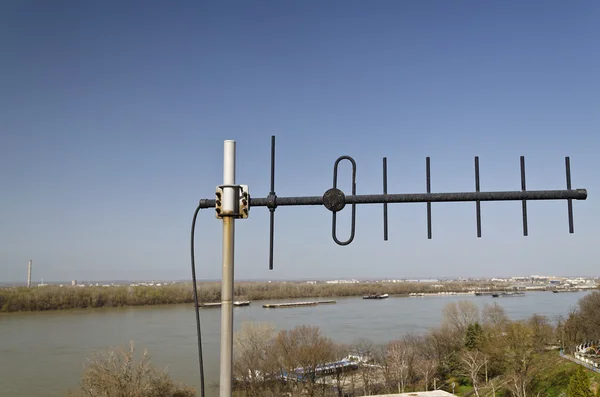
[
  {"x1": 66, "y1": 292, "x2": 600, "y2": 396},
  {"x1": 227, "y1": 293, "x2": 600, "y2": 397},
  {"x1": 0, "y1": 281, "x2": 596, "y2": 313}
]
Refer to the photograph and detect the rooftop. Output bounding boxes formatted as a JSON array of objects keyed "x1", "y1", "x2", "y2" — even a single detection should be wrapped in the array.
[{"x1": 372, "y1": 392, "x2": 456, "y2": 397}]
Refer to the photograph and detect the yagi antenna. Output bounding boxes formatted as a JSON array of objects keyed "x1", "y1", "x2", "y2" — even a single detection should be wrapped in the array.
[
  {"x1": 199, "y1": 135, "x2": 587, "y2": 269},
  {"x1": 194, "y1": 136, "x2": 587, "y2": 397}
]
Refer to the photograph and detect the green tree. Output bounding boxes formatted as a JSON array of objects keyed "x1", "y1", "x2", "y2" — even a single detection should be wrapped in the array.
[
  {"x1": 502, "y1": 321, "x2": 537, "y2": 397},
  {"x1": 567, "y1": 366, "x2": 594, "y2": 397},
  {"x1": 465, "y1": 323, "x2": 484, "y2": 350},
  {"x1": 527, "y1": 314, "x2": 554, "y2": 352}
]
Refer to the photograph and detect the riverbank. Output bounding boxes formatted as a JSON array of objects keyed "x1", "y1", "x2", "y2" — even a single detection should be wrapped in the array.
[
  {"x1": 0, "y1": 280, "x2": 583, "y2": 313},
  {"x1": 1, "y1": 291, "x2": 594, "y2": 397}
]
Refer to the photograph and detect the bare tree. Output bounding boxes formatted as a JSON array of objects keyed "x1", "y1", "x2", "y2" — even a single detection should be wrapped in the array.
[
  {"x1": 351, "y1": 338, "x2": 377, "y2": 396},
  {"x1": 346, "y1": 367, "x2": 361, "y2": 397},
  {"x1": 371, "y1": 343, "x2": 392, "y2": 394},
  {"x1": 415, "y1": 357, "x2": 437, "y2": 391},
  {"x1": 275, "y1": 325, "x2": 336, "y2": 397},
  {"x1": 442, "y1": 300, "x2": 480, "y2": 335},
  {"x1": 386, "y1": 340, "x2": 411, "y2": 394},
  {"x1": 527, "y1": 314, "x2": 553, "y2": 352},
  {"x1": 408, "y1": 333, "x2": 438, "y2": 391},
  {"x1": 460, "y1": 349, "x2": 486, "y2": 397},
  {"x1": 233, "y1": 322, "x2": 277, "y2": 397},
  {"x1": 70, "y1": 341, "x2": 195, "y2": 397},
  {"x1": 482, "y1": 302, "x2": 509, "y2": 330},
  {"x1": 331, "y1": 344, "x2": 352, "y2": 397}
]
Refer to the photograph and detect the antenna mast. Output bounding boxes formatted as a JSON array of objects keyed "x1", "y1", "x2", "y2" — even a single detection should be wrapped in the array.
[{"x1": 197, "y1": 136, "x2": 587, "y2": 397}]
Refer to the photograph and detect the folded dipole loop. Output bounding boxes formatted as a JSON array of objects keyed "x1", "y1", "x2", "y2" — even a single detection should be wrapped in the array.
[{"x1": 331, "y1": 156, "x2": 357, "y2": 246}]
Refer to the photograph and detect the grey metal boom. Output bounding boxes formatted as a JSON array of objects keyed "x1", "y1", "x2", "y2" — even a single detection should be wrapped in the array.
[{"x1": 199, "y1": 189, "x2": 586, "y2": 208}]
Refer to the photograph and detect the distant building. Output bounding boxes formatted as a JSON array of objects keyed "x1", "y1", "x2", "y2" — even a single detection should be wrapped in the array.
[
  {"x1": 71, "y1": 280, "x2": 77, "y2": 286},
  {"x1": 325, "y1": 279, "x2": 359, "y2": 284},
  {"x1": 510, "y1": 283, "x2": 527, "y2": 290}
]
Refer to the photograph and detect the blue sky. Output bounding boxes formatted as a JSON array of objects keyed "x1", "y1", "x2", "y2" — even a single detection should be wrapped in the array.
[{"x1": 1, "y1": 1, "x2": 598, "y2": 283}]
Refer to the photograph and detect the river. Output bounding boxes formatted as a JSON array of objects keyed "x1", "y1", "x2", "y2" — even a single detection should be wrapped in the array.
[{"x1": 0, "y1": 290, "x2": 590, "y2": 396}]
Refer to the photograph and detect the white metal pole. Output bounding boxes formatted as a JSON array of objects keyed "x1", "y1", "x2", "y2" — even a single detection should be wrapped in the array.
[
  {"x1": 220, "y1": 140, "x2": 236, "y2": 397},
  {"x1": 27, "y1": 260, "x2": 32, "y2": 288}
]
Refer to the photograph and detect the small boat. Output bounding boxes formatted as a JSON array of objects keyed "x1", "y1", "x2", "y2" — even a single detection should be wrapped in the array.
[
  {"x1": 552, "y1": 289, "x2": 579, "y2": 293},
  {"x1": 263, "y1": 300, "x2": 336, "y2": 308},
  {"x1": 234, "y1": 300, "x2": 251, "y2": 306},
  {"x1": 503, "y1": 291, "x2": 525, "y2": 297},
  {"x1": 363, "y1": 293, "x2": 389, "y2": 299}
]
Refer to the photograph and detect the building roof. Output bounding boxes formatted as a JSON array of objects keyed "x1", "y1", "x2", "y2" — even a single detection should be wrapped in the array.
[{"x1": 371, "y1": 391, "x2": 456, "y2": 397}]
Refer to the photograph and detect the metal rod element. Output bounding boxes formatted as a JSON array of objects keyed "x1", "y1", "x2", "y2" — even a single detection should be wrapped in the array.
[
  {"x1": 566, "y1": 157, "x2": 574, "y2": 233},
  {"x1": 270, "y1": 136, "x2": 275, "y2": 194},
  {"x1": 268, "y1": 213, "x2": 275, "y2": 269},
  {"x1": 383, "y1": 157, "x2": 388, "y2": 241},
  {"x1": 475, "y1": 157, "x2": 481, "y2": 238},
  {"x1": 332, "y1": 156, "x2": 356, "y2": 245},
  {"x1": 426, "y1": 157, "x2": 432, "y2": 239},
  {"x1": 220, "y1": 141, "x2": 235, "y2": 397},
  {"x1": 520, "y1": 156, "x2": 528, "y2": 236},
  {"x1": 269, "y1": 135, "x2": 276, "y2": 269}
]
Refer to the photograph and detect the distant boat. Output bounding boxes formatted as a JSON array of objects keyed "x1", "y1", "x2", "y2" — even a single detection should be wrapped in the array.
[
  {"x1": 502, "y1": 291, "x2": 525, "y2": 297},
  {"x1": 552, "y1": 289, "x2": 579, "y2": 293},
  {"x1": 363, "y1": 293, "x2": 389, "y2": 300},
  {"x1": 263, "y1": 300, "x2": 336, "y2": 308}
]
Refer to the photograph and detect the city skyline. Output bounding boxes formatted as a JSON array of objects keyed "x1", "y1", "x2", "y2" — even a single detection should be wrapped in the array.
[{"x1": 3, "y1": 269, "x2": 599, "y2": 286}]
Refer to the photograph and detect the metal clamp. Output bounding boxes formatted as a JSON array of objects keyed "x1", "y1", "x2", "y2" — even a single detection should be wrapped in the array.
[{"x1": 215, "y1": 184, "x2": 249, "y2": 219}]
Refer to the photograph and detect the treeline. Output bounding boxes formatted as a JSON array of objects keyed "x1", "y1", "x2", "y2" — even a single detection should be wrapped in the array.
[
  {"x1": 0, "y1": 284, "x2": 196, "y2": 312},
  {"x1": 233, "y1": 280, "x2": 499, "y2": 300},
  {"x1": 559, "y1": 290, "x2": 600, "y2": 353},
  {"x1": 233, "y1": 293, "x2": 600, "y2": 397},
  {"x1": 0, "y1": 280, "x2": 502, "y2": 313}
]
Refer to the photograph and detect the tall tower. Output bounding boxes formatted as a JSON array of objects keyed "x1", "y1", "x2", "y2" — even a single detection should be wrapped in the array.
[{"x1": 27, "y1": 260, "x2": 32, "y2": 288}]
